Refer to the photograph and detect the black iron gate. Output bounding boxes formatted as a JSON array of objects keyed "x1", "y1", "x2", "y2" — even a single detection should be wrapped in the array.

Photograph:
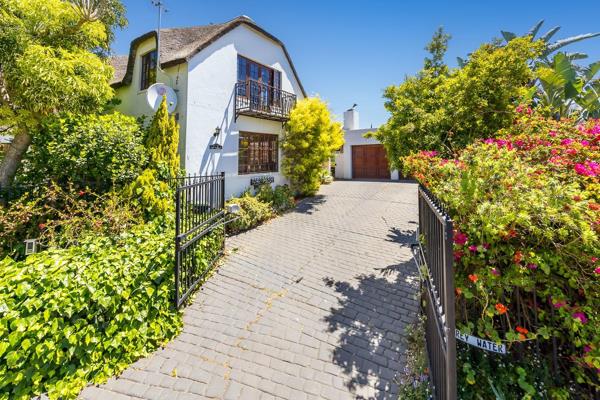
[
  {"x1": 174, "y1": 173, "x2": 226, "y2": 308},
  {"x1": 412, "y1": 185, "x2": 456, "y2": 400}
]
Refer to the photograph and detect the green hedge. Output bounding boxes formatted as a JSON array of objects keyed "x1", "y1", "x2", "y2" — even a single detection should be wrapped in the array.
[
  {"x1": 225, "y1": 195, "x2": 275, "y2": 235},
  {"x1": 0, "y1": 223, "x2": 182, "y2": 399}
]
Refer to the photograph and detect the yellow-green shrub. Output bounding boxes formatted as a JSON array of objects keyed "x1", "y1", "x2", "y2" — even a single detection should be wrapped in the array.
[{"x1": 282, "y1": 97, "x2": 344, "y2": 196}]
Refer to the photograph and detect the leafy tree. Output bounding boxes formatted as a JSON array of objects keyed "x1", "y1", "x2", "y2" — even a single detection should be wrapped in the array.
[
  {"x1": 500, "y1": 20, "x2": 600, "y2": 64},
  {"x1": 374, "y1": 36, "x2": 542, "y2": 166},
  {"x1": 145, "y1": 97, "x2": 180, "y2": 179},
  {"x1": 424, "y1": 27, "x2": 451, "y2": 77},
  {"x1": 534, "y1": 53, "x2": 600, "y2": 120},
  {"x1": 0, "y1": 0, "x2": 126, "y2": 190},
  {"x1": 21, "y1": 112, "x2": 147, "y2": 187},
  {"x1": 282, "y1": 97, "x2": 344, "y2": 196}
]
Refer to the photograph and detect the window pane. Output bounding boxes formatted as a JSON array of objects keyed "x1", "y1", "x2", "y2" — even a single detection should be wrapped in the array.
[
  {"x1": 141, "y1": 50, "x2": 157, "y2": 90},
  {"x1": 238, "y1": 132, "x2": 278, "y2": 174}
]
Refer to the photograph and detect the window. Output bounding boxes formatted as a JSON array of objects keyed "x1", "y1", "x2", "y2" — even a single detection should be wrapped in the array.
[
  {"x1": 140, "y1": 50, "x2": 157, "y2": 90},
  {"x1": 237, "y1": 55, "x2": 281, "y2": 90},
  {"x1": 238, "y1": 132, "x2": 278, "y2": 174}
]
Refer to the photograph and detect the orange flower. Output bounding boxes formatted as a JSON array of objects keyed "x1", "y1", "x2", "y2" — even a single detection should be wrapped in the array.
[
  {"x1": 468, "y1": 274, "x2": 478, "y2": 283},
  {"x1": 513, "y1": 251, "x2": 523, "y2": 264},
  {"x1": 455, "y1": 287, "x2": 462, "y2": 296},
  {"x1": 516, "y1": 326, "x2": 529, "y2": 335},
  {"x1": 495, "y1": 303, "x2": 508, "y2": 314},
  {"x1": 518, "y1": 333, "x2": 526, "y2": 341}
]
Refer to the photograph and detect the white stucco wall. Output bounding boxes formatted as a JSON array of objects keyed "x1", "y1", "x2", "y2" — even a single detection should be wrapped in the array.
[
  {"x1": 334, "y1": 128, "x2": 399, "y2": 180},
  {"x1": 185, "y1": 24, "x2": 304, "y2": 198},
  {"x1": 113, "y1": 37, "x2": 189, "y2": 165}
]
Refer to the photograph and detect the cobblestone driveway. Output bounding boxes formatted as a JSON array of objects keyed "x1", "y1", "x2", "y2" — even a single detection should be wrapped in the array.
[{"x1": 80, "y1": 181, "x2": 419, "y2": 400}]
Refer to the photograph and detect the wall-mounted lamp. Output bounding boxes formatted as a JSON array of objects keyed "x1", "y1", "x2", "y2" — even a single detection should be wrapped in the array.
[
  {"x1": 24, "y1": 238, "x2": 39, "y2": 255},
  {"x1": 213, "y1": 126, "x2": 221, "y2": 137}
]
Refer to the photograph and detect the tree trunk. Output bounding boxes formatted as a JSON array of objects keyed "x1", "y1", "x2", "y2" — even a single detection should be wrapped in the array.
[{"x1": 0, "y1": 128, "x2": 31, "y2": 190}]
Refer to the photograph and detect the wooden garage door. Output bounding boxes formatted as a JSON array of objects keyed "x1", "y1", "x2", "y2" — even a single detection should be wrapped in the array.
[{"x1": 352, "y1": 144, "x2": 390, "y2": 179}]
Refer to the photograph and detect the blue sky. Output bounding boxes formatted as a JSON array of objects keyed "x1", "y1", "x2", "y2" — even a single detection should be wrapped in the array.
[{"x1": 112, "y1": 0, "x2": 600, "y2": 127}]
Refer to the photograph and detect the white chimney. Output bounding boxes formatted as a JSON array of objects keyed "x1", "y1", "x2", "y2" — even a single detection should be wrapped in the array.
[{"x1": 343, "y1": 106, "x2": 359, "y2": 130}]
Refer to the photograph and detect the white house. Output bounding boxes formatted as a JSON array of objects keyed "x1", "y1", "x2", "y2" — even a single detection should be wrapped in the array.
[
  {"x1": 334, "y1": 107, "x2": 399, "y2": 180},
  {"x1": 110, "y1": 16, "x2": 305, "y2": 198}
]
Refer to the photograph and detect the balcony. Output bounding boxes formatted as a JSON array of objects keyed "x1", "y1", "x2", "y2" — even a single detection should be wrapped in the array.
[{"x1": 235, "y1": 80, "x2": 296, "y2": 122}]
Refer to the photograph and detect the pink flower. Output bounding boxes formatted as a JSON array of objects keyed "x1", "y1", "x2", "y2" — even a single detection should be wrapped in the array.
[
  {"x1": 574, "y1": 161, "x2": 600, "y2": 177},
  {"x1": 584, "y1": 345, "x2": 592, "y2": 353},
  {"x1": 421, "y1": 150, "x2": 438, "y2": 157},
  {"x1": 561, "y1": 138, "x2": 574, "y2": 146},
  {"x1": 483, "y1": 243, "x2": 491, "y2": 250},
  {"x1": 581, "y1": 140, "x2": 590, "y2": 146},
  {"x1": 468, "y1": 245, "x2": 478, "y2": 252},
  {"x1": 552, "y1": 300, "x2": 566, "y2": 309},
  {"x1": 484, "y1": 138, "x2": 495, "y2": 144},
  {"x1": 454, "y1": 250, "x2": 464, "y2": 262},
  {"x1": 594, "y1": 267, "x2": 600, "y2": 275},
  {"x1": 573, "y1": 312, "x2": 588, "y2": 324},
  {"x1": 454, "y1": 231, "x2": 468, "y2": 246},
  {"x1": 516, "y1": 105, "x2": 524, "y2": 113},
  {"x1": 490, "y1": 268, "x2": 500, "y2": 276},
  {"x1": 549, "y1": 131, "x2": 557, "y2": 137},
  {"x1": 527, "y1": 263, "x2": 538, "y2": 270},
  {"x1": 592, "y1": 257, "x2": 598, "y2": 263}
]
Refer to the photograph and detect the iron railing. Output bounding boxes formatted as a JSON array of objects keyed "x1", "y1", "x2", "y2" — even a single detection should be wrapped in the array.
[
  {"x1": 412, "y1": 185, "x2": 456, "y2": 400},
  {"x1": 174, "y1": 173, "x2": 225, "y2": 308},
  {"x1": 234, "y1": 80, "x2": 296, "y2": 122}
]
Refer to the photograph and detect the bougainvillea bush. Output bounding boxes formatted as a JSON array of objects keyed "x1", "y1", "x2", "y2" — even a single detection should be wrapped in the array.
[{"x1": 404, "y1": 112, "x2": 599, "y2": 398}]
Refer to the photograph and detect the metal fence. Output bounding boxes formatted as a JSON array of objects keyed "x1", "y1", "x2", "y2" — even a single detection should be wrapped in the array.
[
  {"x1": 174, "y1": 173, "x2": 226, "y2": 308},
  {"x1": 412, "y1": 185, "x2": 456, "y2": 400}
]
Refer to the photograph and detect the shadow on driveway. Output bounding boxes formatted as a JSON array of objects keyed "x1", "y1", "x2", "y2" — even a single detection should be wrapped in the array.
[{"x1": 323, "y1": 248, "x2": 419, "y2": 399}]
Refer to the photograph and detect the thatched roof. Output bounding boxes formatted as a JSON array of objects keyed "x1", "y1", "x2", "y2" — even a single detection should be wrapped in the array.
[{"x1": 110, "y1": 16, "x2": 305, "y2": 96}]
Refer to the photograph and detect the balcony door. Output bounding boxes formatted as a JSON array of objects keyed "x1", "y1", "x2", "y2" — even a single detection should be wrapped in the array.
[{"x1": 237, "y1": 56, "x2": 282, "y2": 108}]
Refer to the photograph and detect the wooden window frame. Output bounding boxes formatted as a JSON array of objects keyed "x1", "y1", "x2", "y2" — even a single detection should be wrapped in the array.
[
  {"x1": 237, "y1": 55, "x2": 282, "y2": 90},
  {"x1": 238, "y1": 132, "x2": 279, "y2": 174},
  {"x1": 140, "y1": 50, "x2": 157, "y2": 90}
]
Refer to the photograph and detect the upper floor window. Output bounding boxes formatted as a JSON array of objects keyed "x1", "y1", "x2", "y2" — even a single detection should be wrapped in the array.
[
  {"x1": 237, "y1": 55, "x2": 281, "y2": 90},
  {"x1": 140, "y1": 50, "x2": 157, "y2": 90}
]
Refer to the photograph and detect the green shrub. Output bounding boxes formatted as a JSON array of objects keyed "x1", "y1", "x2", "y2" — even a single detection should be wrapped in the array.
[
  {"x1": 256, "y1": 184, "x2": 295, "y2": 212},
  {"x1": 123, "y1": 169, "x2": 173, "y2": 221},
  {"x1": 225, "y1": 195, "x2": 274, "y2": 234},
  {"x1": 0, "y1": 184, "x2": 141, "y2": 259},
  {"x1": 145, "y1": 97, "x2": 180, "y2": 180},
  {"x1": 0, "y1": 222, "x2": 182, "y2": 399},
  {"x1": 282, "y1": 97, "x2": 344, "y2": 196},
  {"x1": 404, "y1": 114, "x2": 600, "y2": 398},
  {"x1": 22, "y1": 112, "x2": 147, "y2": 188}
]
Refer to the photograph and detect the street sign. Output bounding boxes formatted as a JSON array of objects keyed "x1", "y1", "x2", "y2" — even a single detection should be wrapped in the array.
[{"x1": 455, "y1": 330, "x2": 507, "y2": 354}]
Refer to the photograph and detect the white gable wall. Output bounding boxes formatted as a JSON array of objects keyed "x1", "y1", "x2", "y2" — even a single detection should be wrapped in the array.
[{"x1": 185, "y1": 24, "x2": 304, "y2": 198}]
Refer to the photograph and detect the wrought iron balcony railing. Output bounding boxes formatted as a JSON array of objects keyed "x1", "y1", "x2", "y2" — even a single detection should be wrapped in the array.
[{"x1": 235, "y1": 80, "x2": 296, "y2": 122}]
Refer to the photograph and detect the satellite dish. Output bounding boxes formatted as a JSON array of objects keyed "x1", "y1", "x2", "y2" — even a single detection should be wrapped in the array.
[{"x1": 146, "y1": 83, "x2": 178, "y2": 113}]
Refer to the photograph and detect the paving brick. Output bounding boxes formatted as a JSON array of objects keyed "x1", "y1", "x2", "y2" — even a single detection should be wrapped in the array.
[{"x1": 79, "y1": 182, "x2": 419, "y2": 400}]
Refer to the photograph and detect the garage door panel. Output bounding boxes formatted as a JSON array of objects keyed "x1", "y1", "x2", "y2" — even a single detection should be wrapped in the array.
[{"x1": 352, "y1": 145, "x2": 390, "y2": 179}]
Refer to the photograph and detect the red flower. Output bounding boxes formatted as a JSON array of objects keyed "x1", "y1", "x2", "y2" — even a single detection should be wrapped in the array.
[
  {"x1": 468, "y1": 274, "x2": 478, "y2": 283},
  {"x1": 468, "y1": 245, "x2": 478, "y2": 252},
  {"x1": 78, "y1": 190, "x2": 86, "y2": 196},
  {"x1": 38, "y1": 223, "x2": 46, "y2": 230},
  {"x1": 495, "y1": 303, "x2": 508, "y2": 314},
  {"x1": 589, "y1": 203, "x2": 600, "y2": 211},
  {"x1": 573, "y1": 195, "x2": 582, "y2": 202},
  {"x1": 516, "y1": 326, "x2": 529, "y2": 335}
]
